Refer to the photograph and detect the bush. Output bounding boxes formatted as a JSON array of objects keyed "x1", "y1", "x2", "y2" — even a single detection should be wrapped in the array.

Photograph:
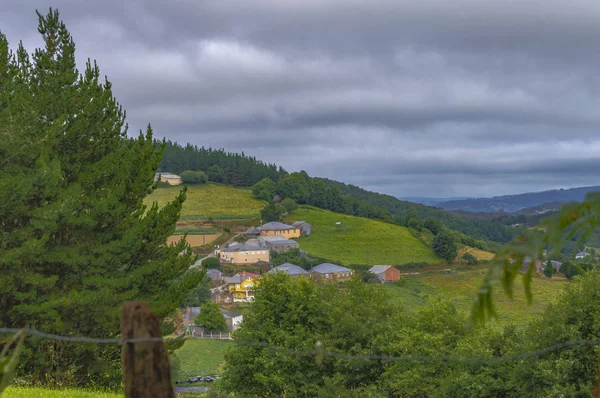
[
  {"x1": 202, "y1": 257, "x2": 221, "y2": 269},
  {"x1": 181, "y1": 170, "x2": 209, "y2": 184},
  {"x1": 252, "y1": 178, "x2": 276, "y2": 201},
  {"x1": 281, "y1": 198, "x2": 298, "y2": 212},
  {"x1": 462, "y1": 253, "x2": 478, "y2": 265},
  {"x1": 194, "y1": 302, "x2": 227, "y2": 332},
  {"x1": 432, "y1": 232, "x2": 458, "y2": 261}
]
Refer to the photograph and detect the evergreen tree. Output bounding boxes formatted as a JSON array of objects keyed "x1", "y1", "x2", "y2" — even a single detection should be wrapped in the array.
[
  {"x1": 0, "y1": 9, "x2": 201, "y2": 386},
  {"x1": 432, "y1": 232, "x2": 458, "y2": 262},
  {"x1": 543, "y1": 260, "x2": 554, "y2": 278}
]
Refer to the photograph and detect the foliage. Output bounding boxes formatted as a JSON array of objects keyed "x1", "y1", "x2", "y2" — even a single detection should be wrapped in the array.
[
  {"x1": 202, "y1": 257, "x2": 221, "y2": 269},
  {"x1": 221, "y1": 273, "x2": 393, "y2": 396},
  {"x1": 0, "y1": 9, "x2": 201, "y2": 387},
  {"x1": 160, "y1": 141, "x2": 286, "y2": 186},
  {"x1": 182, "y1": 276, "x2": 212, "y2": 307},
  {"x1": 194, "y1": 303, "x2": 227, "y2": 332},
  {"x1": 281, "y1": 197, "x2": 298, "y2": 212},
  {"x1": 472, "y1": 192, "x2": 600, "y2": 323},
  {"x1": 252, "y1": 177, "x2": 276, "y2": 201},
  {"x1": 432, "y1": 232, "x2": 458, "y2": 261},
  {"x1": 285, "y1": 206, "x2": 439, "y2": 265},
  {"x1": 423, "y1": 218, "x2": 441, "y2": 235},
  {"x1": 461, "y1": 252, "x2": 478, "y2": 265},
  {"x1": 260, "y1": 203, "x2": 285, "y2": 222},
  {"x1": 144, "y1": 183, "x2": 265, "y2": 219},
  {"x1": 543, "y1": 259, "x2": 553, "y2": 278},
  {"x1": 180, "y1": 170, "x2": 208, "y2": 184}
]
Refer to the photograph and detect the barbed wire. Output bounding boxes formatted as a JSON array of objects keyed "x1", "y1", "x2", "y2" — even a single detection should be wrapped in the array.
[{"x1": 2, "y1": 326, "x2": 600, "y2": 365}]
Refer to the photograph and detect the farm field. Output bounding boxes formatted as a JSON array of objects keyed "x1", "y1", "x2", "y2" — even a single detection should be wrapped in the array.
[
  {"x1": 285, "y1": 206, "x2": 440, "y2": 265},
  {"x1": 380, "y1": 267, "x2": 567, "y2": 325},
  {"x1": 170, "y1": 338, "x2": 231, "y2": 381},
  {"x1": 144, "y1": 184, "x2": 265, "y2": 219},
  {"x1": 167, "y1": 233, "x2": 221, "y2": 247}
]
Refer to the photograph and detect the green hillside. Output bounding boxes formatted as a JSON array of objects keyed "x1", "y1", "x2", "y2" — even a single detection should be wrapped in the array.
[
  {"x1": 144, "y1": 183, "x2": 265, "y2": 219},
  {"x1": 286, "y1": 206, "x2": 439, "y2": 265},
  {"x1": 381, "y1": 268, "x2": 566, "y2": 325}
]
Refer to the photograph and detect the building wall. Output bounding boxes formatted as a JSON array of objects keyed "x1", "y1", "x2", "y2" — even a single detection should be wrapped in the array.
[
  {"x1": 159, "y1": 176, "x2": 182, "y2": 185},
  {"x1": 267, "y1": 242, "x2": 299, "y2": 253},
  {"x1": 260, "y1": 228, "x2": 301, "y2": 239},
  {"x1": 384, "y1": 267, "x2": 400, "y2": 282},
  {"x1": 311, "y1": 271, "x2": 354, "y2": 282},
  {"x1": 218, "y1": 249, "x2": 270, "y2": 265}
]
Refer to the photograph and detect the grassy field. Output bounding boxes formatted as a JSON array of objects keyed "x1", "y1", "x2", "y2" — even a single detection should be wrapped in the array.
[
  {"x1": 285, "y1": 206, "x2": 440, "y2": 265},
  {"x1": 380, "y1": 267, "x2": 567, "y2": 325},
  {"x1": 2, "y1": 388, "x2": 122, "y2": 397},
  {"x1": 144, "y1": 183, "x2": 265, "y2": 219},
  {"x1": 171, "y1": 338, "x2": 231, "y2": 380}
]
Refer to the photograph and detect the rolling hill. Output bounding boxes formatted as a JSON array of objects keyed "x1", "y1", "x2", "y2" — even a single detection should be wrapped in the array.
[
  {"x1": 144, "y1": 183, "x2": 265, "y2": 219},
  {"x1": 284, "y1": 206, "x2": 440, "y2": 265},
  {"x1": 436, "y1": 185, "x2": 600, "y2": 213}
]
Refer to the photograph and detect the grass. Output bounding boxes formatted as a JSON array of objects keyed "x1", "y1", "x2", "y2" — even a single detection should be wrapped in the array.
[
  {"x1": 144, "y1": 183, "x2": 265, "y2": 219},
  {"x1": 171, "y1": 338, "x2": 231, "y2": 380},
  {"x1": 3, "y1": 387, "x2": 121, "y2": 397},
  {"x1": 380, "y1": 267, "x2": 567, "y2": 325},
  {"x1": 284, "y1": 206, "x2": 440, "y2": 265}
]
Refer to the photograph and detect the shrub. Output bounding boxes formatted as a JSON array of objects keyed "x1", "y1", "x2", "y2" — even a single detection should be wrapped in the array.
[
  {"x1": 194, "y1": 302, "x2": 227, "y2": 332},
  {"x1": 462, "y1": 253, "x2": 478, "y2": 265},
  {"x1": 281, "y1": 198, "x2": 298, "y2": 212},
  {"x1": 181, "y1": 170, "x2": 209, "y2": 184},
  {"x1": 202, "y1": 257, "x2": 221, "y2": 269}
]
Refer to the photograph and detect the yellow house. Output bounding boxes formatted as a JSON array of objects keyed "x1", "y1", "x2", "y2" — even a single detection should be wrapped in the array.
[
  {"x1": 227, "y1": 272, "x2": 261, "y2": 302},
  {"x1": 217, "y1": 241, "x2": 270, "y2": 265},
  {"x1": 259, "y1": 221, "x2": 301, "y2": 239}
]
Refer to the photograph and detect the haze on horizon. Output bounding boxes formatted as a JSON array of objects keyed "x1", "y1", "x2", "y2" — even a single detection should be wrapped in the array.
[{"x1": 3, "y1": 1, "x2": 600, "y2": 198}]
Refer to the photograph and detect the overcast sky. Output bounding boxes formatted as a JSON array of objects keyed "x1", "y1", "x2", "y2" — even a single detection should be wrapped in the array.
[{"x1": 4, "y1": 1, "x2": 600, "y2": 198}]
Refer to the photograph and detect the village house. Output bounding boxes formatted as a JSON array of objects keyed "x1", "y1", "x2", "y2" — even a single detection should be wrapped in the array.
[
  {"x1": 183, "y1": 306, "x2": 243, "y2": 333},
  {"x1": 368, "y1": 265, "x2": 400, "y2": 282},
  {"x1": 217, "y1": 241, "x2": 269, "y2": 265},
  {"x1": 225, "y1": 272, "x2": 261, "y2": 302},
  {"x1": 309, "y1": 263, "x2": 354, "y2": 282},
  {"x1": 258, "y1": 221, "x2": 301, "y2": 238},
  {"x1": 205, "y1": 268, "x2": 223, "y2": 284},
  {"x1": 258, "y1": 235, "x2": 299, "y2": 253},
  {"x1": 269, "y1": 263, "x2": 309, "y2": 277},
  {"x1": 576, "y1": 251, "x2": 590, "y2": 260},
  {"x1": 518, "y1": 257, "x2": 562, "y2": 274},
  {"x1": 292, "y1": 221, "x2": 312, "y2": 236},
  {"x1": 154, "y1": 172, "x2": 182, "y2": 185}
]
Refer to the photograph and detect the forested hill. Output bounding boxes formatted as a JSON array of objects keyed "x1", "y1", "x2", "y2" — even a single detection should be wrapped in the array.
[
  {"x1": 317, "y1": 178, "x2": 519, "y2": 244},
  {"x1": 159, "y1": 141, "x2": 287, "y2": 186},
  {"x1": 158, "y1": 141, "x2": 520, "y2": 246},
  {"x1": 436, "y1": 185, "x2": 600, "y2": 213}
]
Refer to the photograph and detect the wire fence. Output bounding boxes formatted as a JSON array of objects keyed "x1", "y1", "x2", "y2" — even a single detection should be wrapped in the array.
[{"x1": 2, "y1": 326, "x2": 600, "y2": 365}]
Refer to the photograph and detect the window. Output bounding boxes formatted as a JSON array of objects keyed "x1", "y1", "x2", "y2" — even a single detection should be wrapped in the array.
[{"x1": 252, "y1": 251, "x2": 255, "y2": 255}]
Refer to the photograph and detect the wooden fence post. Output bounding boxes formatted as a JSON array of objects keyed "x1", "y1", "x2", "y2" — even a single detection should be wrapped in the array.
[{"x1": 120, "y1": 301, "x2": 175, "y2": 398}]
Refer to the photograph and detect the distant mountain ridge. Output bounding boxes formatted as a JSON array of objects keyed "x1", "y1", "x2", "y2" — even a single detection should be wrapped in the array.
[{"x1": 435, "y1": 186, "x2": 600, "y2": 213}]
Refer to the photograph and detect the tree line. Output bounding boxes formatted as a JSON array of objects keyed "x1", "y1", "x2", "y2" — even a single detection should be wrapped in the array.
[{"x1": 160, "y1": 141, "x2": 287, "y2": 186}]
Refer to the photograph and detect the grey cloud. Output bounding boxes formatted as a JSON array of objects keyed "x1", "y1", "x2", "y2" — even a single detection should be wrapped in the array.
[{"x1": 3, "y1": 0, "x2": 600, "y2": 197}]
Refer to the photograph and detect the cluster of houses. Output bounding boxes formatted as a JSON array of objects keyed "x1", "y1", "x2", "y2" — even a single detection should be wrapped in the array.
[
  {"x1": 215, "y1": 221, "x2": 312, "y2": 265},
  {"x1": 515, "y1": 251, "x2": 591, "y2": 274}
]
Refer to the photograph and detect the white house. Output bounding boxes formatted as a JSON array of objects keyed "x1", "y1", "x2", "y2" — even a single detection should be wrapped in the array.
[{"x1": 576, "y1": 251, "x2": 590, "y2": 260}]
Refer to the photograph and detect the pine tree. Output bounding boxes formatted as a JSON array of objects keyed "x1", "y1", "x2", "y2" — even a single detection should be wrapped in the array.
[
  {"x1": 543, "y1": 260, "x2": 554, "y2": 278},
  {"x1": 0, "y1": 9, "x2": 201, "y2": 386}
]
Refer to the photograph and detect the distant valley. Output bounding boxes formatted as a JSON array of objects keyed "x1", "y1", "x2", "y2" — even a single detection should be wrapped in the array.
[{"x1": 410, "y1": 185, "x2": 600, "y2": 213}]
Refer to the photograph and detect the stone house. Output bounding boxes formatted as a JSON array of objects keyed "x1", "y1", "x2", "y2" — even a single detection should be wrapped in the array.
[
  {"x1": 269, "y1": 263, "x2": 309, "y2": 277},
  {"x1": 309, "y1": 263, "x2": 354, "y2": 282},
  {"x1": 258, "y1": 235, "x2": 299, "y2": 253},
  {"x1": 154, "y1": 172, "x2": 182, "y2": 185}
]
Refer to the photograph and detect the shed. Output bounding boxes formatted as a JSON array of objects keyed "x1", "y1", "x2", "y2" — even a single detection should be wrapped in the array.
[{"x1": 368, "y1": 265, "x2": 400, "y2": 282}]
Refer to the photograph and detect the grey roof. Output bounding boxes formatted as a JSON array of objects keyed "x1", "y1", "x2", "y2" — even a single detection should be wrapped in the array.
[
  {"x1": 310, "y1": 263, "x2": 351, "y2": 274},
  {"x1": 576, "y1": 251, "x2": 590, "y2": 256},
  {"x1": 224, "y1": 275, "x2": 243, "y2": 284},
  {"x1": 245, "y1": 226, "x2": 260, "y2": 234},
  {"x1": 259, "y1": 221, "x2": 296, "y2": 231},
  {"x1": 292, "y1": 221, "x2": 309, "y2": 226},
  {"x1": 221, "y1": 241, "x2": 262, "y2": 252},
  {"x1": 205, "y1": 269, "x2": 222, "y2": 279},
  {"x1": 369, "y1": 265, "x2": 392, "y2": 274},
  {"x1": 155, "y1": 172, "x2": 180, "y2": 178},
  {"x1": 269, "y1": 263, "x2": 309, "y2": 275},
  {"x1": 260, "y1": 236, "x2": 298, "y2": 245},
  {"x1": 220, "y1": 309, "x2": 242, "y2": 319}
]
